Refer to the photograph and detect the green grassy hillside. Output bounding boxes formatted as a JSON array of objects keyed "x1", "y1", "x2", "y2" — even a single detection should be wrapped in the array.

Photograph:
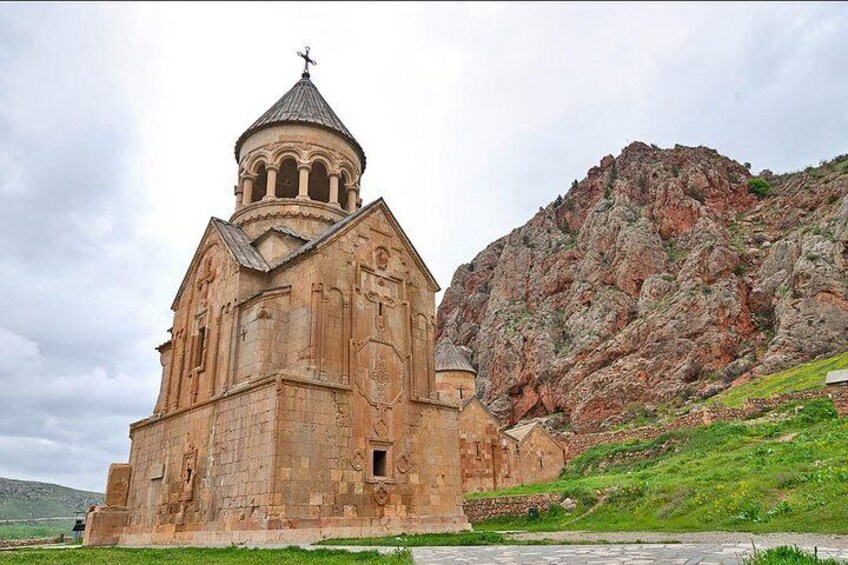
[
  {"x1": 472, "y1": 398, "x2": 848, "y2": 533},
  {"x1": 0, "y1": 478, "x2": 102, "y2": 521},
  {"x1": 708, "y1": 351, "x2": 848, "y2": 408}
]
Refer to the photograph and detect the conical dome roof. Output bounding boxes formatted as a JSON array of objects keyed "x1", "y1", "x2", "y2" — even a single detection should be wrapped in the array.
[
  {"x1": 235, "y1": 73, "x2": 366, "y2": 169},
  {"x1": 435, "y1": 341, "x2": 476, "y2": 374}
]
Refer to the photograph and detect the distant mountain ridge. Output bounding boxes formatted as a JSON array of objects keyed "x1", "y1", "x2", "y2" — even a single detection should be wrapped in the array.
[
  {"x1": 0, "y1": 477, "x2": 102, "y2": 520},
  {"x1": 438, "y1": 143, "x2": 848, "y2": 431}
]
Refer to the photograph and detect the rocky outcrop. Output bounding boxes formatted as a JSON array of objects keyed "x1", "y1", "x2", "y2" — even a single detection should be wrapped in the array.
[{"x1": 438, "y1": 143, "x2": 848, "y2": 431}]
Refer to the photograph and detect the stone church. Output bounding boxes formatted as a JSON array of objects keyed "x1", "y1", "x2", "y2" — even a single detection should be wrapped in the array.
[{"x1": 85, "y1": 61, "x2": 469, "y2": 546}]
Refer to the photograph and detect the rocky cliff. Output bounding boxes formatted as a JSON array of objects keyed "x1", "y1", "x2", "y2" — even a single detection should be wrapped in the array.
[{"x1": 437, "y1": 143, "x2": 848, "y2": 431}]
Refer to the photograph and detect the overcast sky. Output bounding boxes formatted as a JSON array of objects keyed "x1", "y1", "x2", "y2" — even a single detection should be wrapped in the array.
[{"x1": 1, "y1": 2, "x2": 846, "y2": 493}]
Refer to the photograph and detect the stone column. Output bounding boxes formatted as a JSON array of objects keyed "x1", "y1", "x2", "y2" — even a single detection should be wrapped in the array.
[
  {"x1": 263, "y1": 165, "x2": 278, "y2": 201},
  {"x1": 297, "y1": 163, "x2": 311, "y2": 200},
  {"x1": 328, "y1": 173, "x2": 340, "y2": 207},
  {"x1": 241, "y1": 176, "x2": 254, "y2": 206},
  {"x1": 234, "y1": 185, "x2": 243, "y2": 209},
  {"x1": 346, "y1": 186, "x2": 359, "y2": 213}
]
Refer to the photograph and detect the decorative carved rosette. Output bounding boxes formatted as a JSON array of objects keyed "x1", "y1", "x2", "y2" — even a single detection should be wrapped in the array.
[
  {"x1": 373, "y1": 482, "x2": 390, "y2": 506},
  {"x1": 350, "y1": 449, "x2": 365, "y2": 471},
  {"x1": 395, "y1": 453, "x2": 412, "y2": 474}
]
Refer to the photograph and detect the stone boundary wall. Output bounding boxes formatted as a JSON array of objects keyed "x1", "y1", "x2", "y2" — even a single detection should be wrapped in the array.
[
  {"x1": 557, "y1": 387, "x2": 848, "y2": 462},
  {"x1": 462, "y1": 493, "x2": 560, "y2": 523},
  {"x1": 0, "y1": 536, "x2": 63, "y2": 548}
]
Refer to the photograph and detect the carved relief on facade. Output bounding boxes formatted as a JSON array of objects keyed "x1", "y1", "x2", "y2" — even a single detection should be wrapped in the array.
[
  {"x1": 350, "y1": 448, "x2": 366, "y2": 471},
  {"x1": 179, "y1": 445, "x2": 198, "y2": 502},
  {"x1": 372, "y1": 482, "x2": 390, "y2": 506},
  {"x1": 374, "y1": 246, "x2": 389, "y2": 270},
  {"x1": 310, "y1": 283, "x2": 349, "y2": 383}
]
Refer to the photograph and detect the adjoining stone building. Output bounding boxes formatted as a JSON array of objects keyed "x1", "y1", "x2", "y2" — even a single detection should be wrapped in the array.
[
  {"x1": 434, "y1": 342, "x2": 566, "y2": 494},
  {"x1": 85, "y1": 64, "x2": 469, "y2": 546}
]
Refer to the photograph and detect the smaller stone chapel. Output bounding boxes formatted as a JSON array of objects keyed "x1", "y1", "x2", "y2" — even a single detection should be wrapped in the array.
[{"x1": 85, "y1": 55, "x2": 468, "y2": 546}]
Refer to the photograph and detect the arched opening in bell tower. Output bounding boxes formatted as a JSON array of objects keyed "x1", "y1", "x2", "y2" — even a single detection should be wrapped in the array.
[
  {"x1": 339, "y1": 170, "x2": 351, "y2": 210},
  {"x1": 275, "y1": 158, "x2": 298, "y2": 199},
  {"x1": 252, "y1": 164, "x2": 268, "y2": 203},
  {"x1": 308, "y1": 161, "x2": 330, "y2": 202}
]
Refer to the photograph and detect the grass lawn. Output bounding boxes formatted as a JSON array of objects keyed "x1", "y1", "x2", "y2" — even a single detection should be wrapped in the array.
[
  {"x1": 468, "y1": 398, "x2": 848, "y2": 534},
  {"x1": 0, "y1": 547, "x2": 411, "y2": 564},
  {"x1": 0, "y1": 522, "x2": 72, "y2": 541},
  {"x1": 709, "y1": 351, "x2": 848, "y2": 408}
]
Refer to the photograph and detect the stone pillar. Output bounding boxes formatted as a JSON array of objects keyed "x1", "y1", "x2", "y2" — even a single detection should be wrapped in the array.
[
  {"x1": 241, "y1": 176, "x2": 254, "y2": 206},
  {"x1": 234, "y1": 185, "x2": 242, "y2": 209},
  {"x1": 329, "y1": 173, "x2": 340, "y2": 207},
  {"x1": 297, "y1": 163, "x2": 311, "y2": 200},
  {"x1": 263, "y1": 166, "x2": 278, "y2": 201},
  {"x1": 346, "y1": 186, "x2": 358, "y2": 213}
]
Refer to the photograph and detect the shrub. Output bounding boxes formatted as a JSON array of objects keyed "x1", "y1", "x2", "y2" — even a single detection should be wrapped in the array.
[
  {"x1": 743, "y1": 545, "x2": 846, "y2": 565},
  {"x1": 748, "y1": 178, "x2": 771, "y2": 198}
]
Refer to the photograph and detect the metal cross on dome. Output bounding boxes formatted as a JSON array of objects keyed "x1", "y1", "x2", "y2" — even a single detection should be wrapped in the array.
[{"x1": 297, "y1": 46, "x2": 317, "y2": 77}]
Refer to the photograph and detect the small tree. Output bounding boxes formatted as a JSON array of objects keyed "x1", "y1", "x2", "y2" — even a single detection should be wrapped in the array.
[{"x1": 747, "y1": 178, "x2": 771, "y2": 198}]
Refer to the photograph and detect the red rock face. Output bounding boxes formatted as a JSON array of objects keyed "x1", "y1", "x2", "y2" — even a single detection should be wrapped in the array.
[{"x1": 437, "y1": 143, "x2": 848, "y2": 432}]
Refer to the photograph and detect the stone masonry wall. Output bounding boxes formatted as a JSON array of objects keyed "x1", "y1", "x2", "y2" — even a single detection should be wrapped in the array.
[{"x1": 462, "y1": 493, "x2": 561, "y2": 523}]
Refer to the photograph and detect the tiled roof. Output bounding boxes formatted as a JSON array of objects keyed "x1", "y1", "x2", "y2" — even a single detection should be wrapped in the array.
[
  {"x1": 234, "y1": 74, "x2": 366, "y2": 169},
  {"x1": 271, "y1": 226, "x2": 309, "y2": 241},
  {"x1": 269, "y1": 199, "x2": 380, "y2": 270},
  {"x1": 435, "y1": 341, "x2": 476, "y2": 374},
  {"x1": 211, "y1": 218, "x2": 270, "y2": 272},
  {"x1": 503, "y1": 422, "x2": 537, "y2": 443}
]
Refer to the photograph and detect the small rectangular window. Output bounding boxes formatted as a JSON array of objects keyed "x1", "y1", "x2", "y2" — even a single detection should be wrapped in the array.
[{"x1": 373, "y1": 450, "x2": 387, "y2": 477}]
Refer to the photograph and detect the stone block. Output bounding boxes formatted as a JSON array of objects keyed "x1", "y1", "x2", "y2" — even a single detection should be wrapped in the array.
[{"x1": 104, "y1": 464, "x2": 133, "y2": 507}]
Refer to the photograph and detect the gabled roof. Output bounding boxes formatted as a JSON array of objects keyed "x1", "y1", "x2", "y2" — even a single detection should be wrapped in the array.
[
  {"x1": 252, "y1": 225, "x2": 310, "y2": 246},
  {"x1": 503, "y1": 422, "x2": 537, "y2": 443},
  {"x1": 172, "y1": 198, "x2": 439, "y2": 309},
  {"x1": 171, "y1": 218, "x2": 270, "y2": 310},
  {"x1": 503, "y1": 421, "x2": 563, "y2": 449},
  {"x1": 211, "y1": 218, "x2": 269, "y2": 272},
  {"x1": 460, "y1": 397, "x2": 508, "y2": 430},
  {"x1": 270, "y1": 198, "x2": 440, "y2": 291},
  {"x1": 436, "y1": 341, "x2": 476, "y2": 374},
  {"x1": 234, "y1": 74, "x2": 366, "y2": 169}
]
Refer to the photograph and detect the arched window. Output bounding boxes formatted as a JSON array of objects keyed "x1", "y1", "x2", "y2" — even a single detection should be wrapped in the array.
[
  {"x1": 338, "y1": 170, "x2": 350, "y2": 210},
  {"x1": 276, "y1": 158, "x2": 298, "y2": 199},
  {"x1": 308, "y1": 161, "x2": 330, "y2": 202},
  {"x1": 252, "y1": 164, "x2": 268, "y2": 203}
]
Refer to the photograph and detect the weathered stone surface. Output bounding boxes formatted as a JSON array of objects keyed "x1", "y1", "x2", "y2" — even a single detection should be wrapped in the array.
[
  {"x1": 87, "y1": 73, "x2": 469, "y2": 546},
  {"x1": 462, "y1": 493, "x2": 561, "y2": 522},
  {"x1": 104, "y1": 464, "x2": 132, "y2": 508},
  {"x1": 438, "y1": 144, "x2": 848, "y2": 430},
  {"x1": 457, "y1": 399, "x2": 564, "y2": 493}
]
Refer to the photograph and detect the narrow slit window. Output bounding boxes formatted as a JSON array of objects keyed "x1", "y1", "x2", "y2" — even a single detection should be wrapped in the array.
[
  {"x1": 194, "y1": 326, "x2": 207, "y2": 369},
  {"x1": 373, "y1": 450, "x2": 387, "y2": 477}
]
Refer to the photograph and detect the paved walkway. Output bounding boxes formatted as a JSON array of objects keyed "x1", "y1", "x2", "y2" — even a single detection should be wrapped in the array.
[{"x1": 411, "y1": 542, "x2": 848, "y2": 564}]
